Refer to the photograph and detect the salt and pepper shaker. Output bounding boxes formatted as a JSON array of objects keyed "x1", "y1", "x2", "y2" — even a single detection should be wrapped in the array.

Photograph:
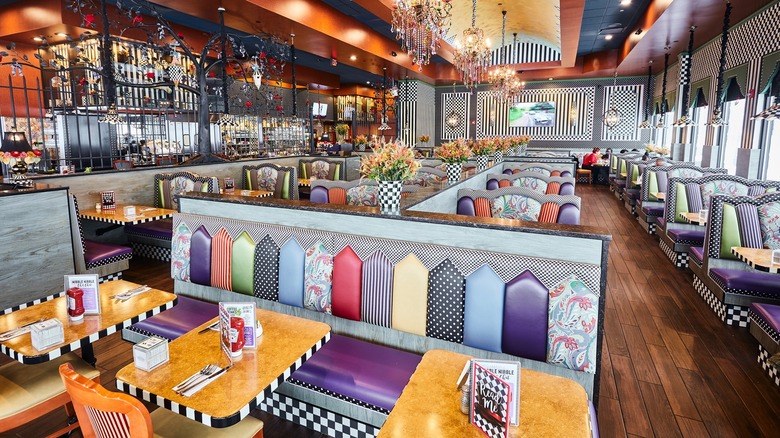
[{"x1": 460, "y1": 377, "x2": 471, "y2": 415}]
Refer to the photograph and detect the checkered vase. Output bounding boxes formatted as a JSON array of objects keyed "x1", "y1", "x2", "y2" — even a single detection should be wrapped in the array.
[
  {"x1": 447, "y1": 163, "x2": 462, "y2": 184},
  {"x1": 476, "y1": 155, "x2": 489, "y2": 171},
  {"x1": 519, "y1": 143, "x2": 528, "y2": 156},
  {"x1": 378, "y1": 180, "x2": 403, "y2": 215},
  {"x1": 357, "y1": 143, "x2": 366, "y2": 151},
  {"x1": 493, "y1": 150, "x2": 504, "y2": 164},
  {"x1": 506, "y1": 147, "x2": 517, "y2": 157}
]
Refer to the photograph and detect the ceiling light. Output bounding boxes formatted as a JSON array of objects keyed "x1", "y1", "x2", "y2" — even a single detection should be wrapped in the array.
[
  {"x1": 605, "y1": 35, "x2": 613, "y2": 41},
  {"x1": 32, "y1": 37, "x2": 43, "y2": 42},
  {"x1": 548, "y1": 78, "x2": 553, "y2": 81},
  {"x1": 350, "y1": 55, "x2": 357, "y2": 61},
  {"x1": 55, "y1": 32, "x2": 68, "y2": 37},
  {"x1": 620, "y1": 0, "x2": 632, "y2": 6}
]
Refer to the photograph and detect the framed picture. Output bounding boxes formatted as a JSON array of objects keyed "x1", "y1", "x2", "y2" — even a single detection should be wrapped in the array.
[
  {"x1": 64, "y1": 274, "x2": 101, "y2": 314},
  {"x1": 182, "y1": 134, "x2": 191, "y2": 146}
]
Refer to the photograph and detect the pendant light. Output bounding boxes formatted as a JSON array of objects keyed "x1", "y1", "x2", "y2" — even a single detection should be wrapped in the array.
[
  {"x1": 639, "y1": 62, "x2": 653, "y2": 129},
  {"x1": 707, "y1": 0, "x2": 732, "y2": 127},
  {"x1": 603, "y1": 72, "x2": 621, "y2": 130},
  {"x1": 657, "y1": 49, "x2": 670, "y2": 129},
  {"x1": 674, "y1": 26, "x2": 697, "y2": 126}
]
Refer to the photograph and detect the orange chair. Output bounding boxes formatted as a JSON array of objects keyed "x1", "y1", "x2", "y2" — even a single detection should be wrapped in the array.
[
  {"x1": 59, "y1": 363, "x2": 264, "y2": 438},
  {"x1": 576, "y1": 168, "x2": 592, "y2": 184},
  {"x1": 0, "y1": 353, "x2": 100, "y2": 437}
]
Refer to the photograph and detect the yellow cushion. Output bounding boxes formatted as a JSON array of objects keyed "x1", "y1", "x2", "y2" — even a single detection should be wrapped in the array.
[
  {"x1": 0, "y1": 352, "x2": 100, "y2": 420},
  {"x1": 391, "y1": 255, "x2": 429, "y2": 336},
  {"x1": 151, "y1": 408, "x2": 263, "y2": 437}
]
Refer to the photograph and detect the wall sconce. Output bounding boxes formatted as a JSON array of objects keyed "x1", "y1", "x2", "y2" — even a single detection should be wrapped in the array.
[
  {"x1": 569, "y1": 106, "x2": 579, "y2": 127},
  {"x1": 489, "y1": 110, "x2": 496, "y2": 127}
]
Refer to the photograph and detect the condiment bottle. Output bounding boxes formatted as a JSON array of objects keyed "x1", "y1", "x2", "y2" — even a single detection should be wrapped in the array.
[{"x1": 67, "y1": 287, "x2": 85, "y2": 321}]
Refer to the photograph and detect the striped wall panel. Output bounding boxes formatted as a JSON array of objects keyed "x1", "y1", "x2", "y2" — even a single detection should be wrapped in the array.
[
  {"x1": 476, "y1": 87, "x2": 595, "y2": 141},
  {"x1": 490, "y1": 41, "x2": 561, "y2": 65},
  {"x1": 601, "y1": 85, "x2": 643, "y2": 142},
  {"x1": 397, "y1": 80, "x2": 435, "y2": 147}
]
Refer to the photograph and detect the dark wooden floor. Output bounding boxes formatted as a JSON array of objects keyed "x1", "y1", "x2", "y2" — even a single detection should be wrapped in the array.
[{"x1": 3, "y1": 183, "x2": 780, "y2": 437}]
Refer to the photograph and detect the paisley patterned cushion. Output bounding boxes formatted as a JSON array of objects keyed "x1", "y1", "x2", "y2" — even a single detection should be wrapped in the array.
[
  {"x1": 312, "y1": 161, "x2": 330, "y2": 179},
  {"x1": 169, "y1": 176, "x2": 196, "y2": 209},
  {"x1": 524, "y1": 167, "x2": 552, "y2": 176},
  {"x1": 758, "y1": 201, "x2": 780, "y2": 250},
  {"x1": 547, "y1": 275, "x2": 598, "y2": 373},
  {"x1": 511, "y1": 177, "x2": 547, "y2": 194},
  {"x1": 171, "y1": 222, "x2": 191, "y2": 282},
  {"x1": 346, "y1": 185, "x2": 379, "y2": 206},
  {"x1": 669, "y1": 168, "x2": 703, "y2": 179},
  {"x1": 254, "y1": 167, "x2": 278, "y2": 192},
  {"x1": 304, "y1": 242, "x2": 333, "y2": 314},
  {"x1": 490, "y1": 195, "x2": 543, "y2": 221},
  {"x1": 700, "y1": 181, "x2": 748, "y2": 209}
]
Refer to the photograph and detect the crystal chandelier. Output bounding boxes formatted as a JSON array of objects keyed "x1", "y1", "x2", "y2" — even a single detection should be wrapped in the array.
[
  {"x1": 603, "y1": 72, "x2": 621, "y2": 130},
  {"x1": 452, "y1": 0, "x2": 491, "y2": 88},
  {"x1": 489, "y1": 14, "x2": 524, "y2": 102},
  {"x1": 391, "y1": 0, "x2": 453, "y2": 70}
]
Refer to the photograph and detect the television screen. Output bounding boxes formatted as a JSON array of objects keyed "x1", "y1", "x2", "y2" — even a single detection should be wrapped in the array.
[
  {"x1": 313, "y1": 102, "x2": 328, "y2": 117},
  {"x1": 509, "y1": 101, "x2": 556, "y2": 127}
]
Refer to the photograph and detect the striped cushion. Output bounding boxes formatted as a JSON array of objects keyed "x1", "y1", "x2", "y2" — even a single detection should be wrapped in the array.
[
  {"x1": 550, "y1": 170, "x2": 561, "y2": 177},
  {"x1": 328, "y1": 187, "x2": 347, "y2": 204},
  {"x1": 748, "y1": 186, "x2": 766, "y2": 196},
  {"x1": 498, "y1": 180, "x2": 511, "y2": 188},
  {"x1": 686, "y1": 183, "x2": 702, "y2": 213},
  {"x1": 210, "y1": 228, "x2": 233, "y2": 291},
  {"x1": 539, "y1": 202, "x2": 560, "y2": 223},
  {"x1": 735, "y1": 204, "x2": 763, "y2": 249},
  {"x1": 546, "y1": 182, "x2": 561, "y2": 195},
  {"x1": 85, "y1": 406, "x2": 131, "y2": 438},
  {"x1": 474, "y1": 198, "x2": 492, "y2": 217}
]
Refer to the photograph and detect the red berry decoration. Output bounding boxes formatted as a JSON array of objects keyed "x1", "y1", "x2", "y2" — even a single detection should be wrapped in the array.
[
  {"x1": 33, "y1": 150, "x2": 42, "y2": 156},
  {"x1": 10, "y1": 151, "x2": 20, "y2": 157},
  {"x1": 245, "y1": 101, "x2": 252, "y2": 107}
]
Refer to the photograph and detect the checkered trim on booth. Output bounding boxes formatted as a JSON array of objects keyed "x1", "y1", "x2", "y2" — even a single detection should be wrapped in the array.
[
  {"x1": 758, "y1": 344, "x2": 780, "y2": 387},
  {"x1": 726, "y1": 305, "x2": 750, "y2": 328},
  {"x1": 99, "y1": 272, "x2": 122, "y2": 283},
  {"x1": 660, "y1": 240, "x2": 688, "y2": 268},
  {"x1": 750, "y1": 308, "x2": 780, "y2": 344},
  {"x1": 286, "y1": 379, "x2": 389, "y2": 414},
  {"x1": 693, "y1": 276, "x2": 728, "y2": 322},
  {"x1": 259, "y1": 391, "x2": 380, "y2": 438},
  {"x1": 86, "y1": 253, "x2": 133, "y2": 270},
  {"x1": 2, "y1": 298, "x2": 175, "y2": 365},
  {"x1": 116, "y1": 333, "x2": 330, "y2": 428},
  {"x1": 129, "y1": 242, "x2": 172, "y2": 262},
  {"x1": 2, "y1": 291, "x2": 65, "y2": 315}
]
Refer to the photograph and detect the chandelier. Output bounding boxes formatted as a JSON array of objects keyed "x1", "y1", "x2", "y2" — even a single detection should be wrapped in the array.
[
  {"x1": 452, "y1": 0, "x2": 491, "y2": 88},
  {"x1": 391, "y1": 0, "x2": 453, "y2": 71},
  {"x1": 489, "y1": 14, "x2": 524, "y2": 102},
  {"x1": 99, "y1": 104, "x2": 123, "y2": 124},
  {"x1": 639, "y1": 62, "x2": 653, "y2": 129},
  {"x1": 603, "y1": 72, "x2": 621, "y2": 130}
]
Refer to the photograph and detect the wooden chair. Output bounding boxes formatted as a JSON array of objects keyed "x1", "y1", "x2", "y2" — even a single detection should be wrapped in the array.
[
  {"x1": 59, "y1": 363, "x2": 264, "y2": 438},
  {"x1": 576, "y1": 168, "x2": 592, "y2": 184},
  {"x1": 113, "y1": 159, "x2": 134, "y2": 170},
  {"x1": 1, "y1": 353, "x2": 100, "y2": 437}
]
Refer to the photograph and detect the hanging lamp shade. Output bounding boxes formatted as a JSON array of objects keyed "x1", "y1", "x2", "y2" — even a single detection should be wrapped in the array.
[
  {"x1": 693, "y1": 88, "x2": 709, "y2": 108},
  {"x1": 752, "y1": 61, "x2": 780, "y2": 121},
  {"x1": 723, "y1": 77, "x2": 745, "y2": 102},
  {"x1": 0, "y1": 131, "x2": 32, "y2": 152}
]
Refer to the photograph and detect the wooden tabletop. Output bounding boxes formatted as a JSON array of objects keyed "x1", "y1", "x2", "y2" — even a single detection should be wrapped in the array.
[
  {"x1": 651, "y1": 192, "x2": 665, "y2": 200},
  {"x1": 298, "y1": 178, "x2": 312, "y2": 187},
  {"x1": 731, "y1": 247, "x2": 780, "y2": 274},
  {"x1": 219, "y1": 189, "x2": 273, "y2": 198},
  {"x1": 0, "y1": 281, "x2": 176, "y2": 364},
  {"x1": 116, "y1": 309, "x2": 331, "y2": 428},
  {"x1": 680, "y1": 212, "x2": 705, "y2": 225},
  {"x1": 79, "y1": 204, "x2": 176, "y2": 225},
  {"x1": 378, "y1": 350, "x2": 591, "y2": 438}
]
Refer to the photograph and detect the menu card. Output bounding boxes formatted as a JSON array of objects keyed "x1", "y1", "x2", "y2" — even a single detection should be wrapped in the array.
[
  {"x1": 472, "y1": 359, "x2": 520, "y2": 426},
  {"x1": 470, "y1": 362, "x2": 511, "y2": 438},
  {"x1": 101, "y1": 191, "x2": 116, "y2": 210},
  {"x1": 218, "y1": 304, "x2": 233, "y2": 366},
  {"x1": 220, "y1": 302, "x2": 257, "y2": 349},
  {"x1": 64, "y1": 274, "x2": 101, "y2": 314}
]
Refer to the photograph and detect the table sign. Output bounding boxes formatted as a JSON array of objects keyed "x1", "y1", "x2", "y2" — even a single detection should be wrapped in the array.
[
  {"x1": 699, "y1": 208, "x2": 709, "y2": 224},
  {"x1": 123, "y1": 205, "x2": 137, "y2": 216},
  {"x1": 31, "y1": 319, "x2": 64, "y2": 351},
  {"x1": 100, "y1": 191, "x2": 116, "y2": 210},
  {"x1": 220, "y1": 302, "x2": 258, "y2": 349},
  {"x1": 472, "y1": 359, "x2": 520, "y2": 426},
  {"x1": 133, "y1": 335, "x2": 169, "y2": 371},
  {"x1": 470, "y1": 362, "x2": 511, "y2": 438},
  {"x1": 773, "y1": 249, "x2": 780, "y2": 266},
  {"x1": 224, "y1": 177, "x2": 235, "y2": 192},
  {"x1": 64, "y1": 274, "x2": 100, "y2": 315}
]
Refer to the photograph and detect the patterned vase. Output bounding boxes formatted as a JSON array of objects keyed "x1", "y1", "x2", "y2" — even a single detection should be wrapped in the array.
[
  {"x1": 519, "y1": 143, "x2": 528, "y2": 156},
  {"x1": 506, "y1": 146, "x2": 517, "y2": 157},
  {"x1": 447, "y1": 163, "x2": 462, "y2": 184},
  {"x1": 378, "y1": 180, "x2": 403, "y2": 215},
  {"x1": 357, "y1": 143, "x2": 366, "y2": 152},
  {"x1": 9, "y1": 160, "x2": 29, "y2": 181},
  {"x1": 493, "y1": 150, "x2": 504, "y2": 164},
  {"x1": 476, "y1": 155, "x2": 489, "y2": 171}
]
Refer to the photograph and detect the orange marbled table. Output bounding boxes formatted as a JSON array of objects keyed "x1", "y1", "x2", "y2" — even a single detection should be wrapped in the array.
[
  {"x1": 731, "y1": 247, "x2": 780, "y2": 274},
  {"x1": 0, "y1": 281, "x2": 176, "y2": 365},
  {"x1": 680, "y1": 212, "x2": 706, "y2": 225},
  {"x1": 377, "y1": 349, "x2": 592, "y2": 438},
  {"x1": 79, "y1": 204, "x2": 176, "y2": 225},
  {"x1": 115, "y1": 309, "x2": 331, "y2": 428}
]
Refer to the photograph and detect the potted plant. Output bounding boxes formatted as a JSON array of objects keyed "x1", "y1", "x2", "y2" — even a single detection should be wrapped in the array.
[
  {"x1": 471, "y1": 139, "x2": 495, "y2": 171},
  {"x1": 335, "y1": 123, "x2": 349, "y2": 143},
  {"x1": 418, "y1": 134, "x2": 430, "y2": 147},
  {"x1": 360, "y1": 142, "x2": 420, "y2": 214},
  {"x1": 435, "y1": 139, "x2": 472, "y2": 184},
  {"x1": 354, "y1": 134, "x2": 369, "y2": 152}
]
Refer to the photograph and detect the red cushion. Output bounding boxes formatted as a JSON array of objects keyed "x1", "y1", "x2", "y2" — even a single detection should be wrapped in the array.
[
  {"x1": 475, "y1": 198, "x2": 491, "y2": 217},
  {"x1": 332, "y1": 246, "x2": 362, "y2": 321},
  {"x1": 329, "y1": 187, "x2": 347, "y2": 205},
  {"x1": 546, "y1": 182, "x2": 561, "y2": 195},
  {"x1": 539, "y1": 202, "x2": 560, "y2": 223},
  {"x1": 498, "y1": 180, "x2": 511, "y2": 188}
]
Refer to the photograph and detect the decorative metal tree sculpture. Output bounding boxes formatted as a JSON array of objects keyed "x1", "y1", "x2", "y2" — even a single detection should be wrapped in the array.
[{"x1": 65, "y1": 0, "x2": 289, "y2": 162}]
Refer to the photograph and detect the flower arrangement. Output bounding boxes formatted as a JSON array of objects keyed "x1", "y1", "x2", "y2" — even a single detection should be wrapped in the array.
[
  {"x1": 492, "y1": 137, "x2": 511, "y2": 152},
  {"x1": 360, "y1": 142, "x2": 420, "y2": 181},
  {"x1": 644, "y1": 143, "x2": 670, "y2": 155},
  {"x1": 418, "y1": 134, "x2": 430, "y2": 144},
  {"x1": 335, "y1": 123, "x2": 350, "y2": 135},
  {"x1": 354, "y1": 134, "x2": 368, "y2": 145},
  {"x1": 517, "y1": 135, "x2": 531, "y2": 145},
  {"x1": 471, "y1": 138, "x2": 495, "y2": 156},
  {"x1": 1, "y1": 150, "x2": 42, "y2": 166},
  {"x1": 435, "y1": 139, "x2": 472, "y2": 163}
]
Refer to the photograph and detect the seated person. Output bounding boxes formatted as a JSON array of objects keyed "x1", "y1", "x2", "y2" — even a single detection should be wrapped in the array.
[
  {"x1": 655, "y1": 157, "x2": 665, "y2": 166},
  {"x1": 582, "y1": 147, "x2": 601, "y2": 168},
  {"x1": 642, "y1": 152, "x2": 650, "y2": 161},
  {"x1": 601, "y1": 148, "x2": 612, "y2": 160}
]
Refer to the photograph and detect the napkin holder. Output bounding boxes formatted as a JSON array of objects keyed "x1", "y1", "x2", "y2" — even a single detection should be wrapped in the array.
[
  {"x1": 31, "y1": 319, "x2": 64, "y2": 351},
  {"x1": 133, "y1": 336, "x2": 169, "y2": 371},
  {"x1": 123, "y1": 205, "x2": 137, "y2": 216},
  {"x1": 698, "y1": 208, "x2": 709, "y2": 223}
]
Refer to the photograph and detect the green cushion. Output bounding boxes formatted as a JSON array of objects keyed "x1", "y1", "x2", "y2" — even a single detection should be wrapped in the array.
[
  {"x1": 719, "y1": 204, "x2": 742, "y2": 259},
  {"x1": 648, "y1": 173, "x2": 659, "y2": 198},
  {"x1": 674, "y1": 182, "x2": 689, "y2": 223},
  {"x1": 280, "y1": 171, "x2": 290, "y2": 199},
  {"x1": 231, "y1": 232, "x2": 255, "y2": 295}
]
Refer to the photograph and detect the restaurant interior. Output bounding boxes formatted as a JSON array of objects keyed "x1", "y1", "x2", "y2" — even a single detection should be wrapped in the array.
[{"x1": 2, "y1": 0, "x2": 780, "y2": 437}]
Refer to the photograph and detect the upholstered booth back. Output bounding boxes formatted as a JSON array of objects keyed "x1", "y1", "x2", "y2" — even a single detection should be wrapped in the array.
[
  {"x1": 665, "y1": 175, "x2": 780, "y2": 225},
  {"x1": 610, "y1": 153, "x2": 642, "y2": 176},
  {"x1": 456, "y1": 187, "x2": 581, "y2": 224},
  {"x1": 502, "y1": 163, "x2": 574, "y2": 178},
  {"x1": 704, "y1": 192, "x2": 780, "y2": 263},
  {"x1": 171, "y1": 213, "x2": 601, "y2": 378},
  {"x1": 299, "y1": 158, "x2": 344, "y2": 180},
  {"x1": 154, "y1": 171, "x2": 219, "y2": 210},
  {"x1": 640, "y1": 164, "x2": 728, "y2": 202},
  {"x1": 485, "y1": 172, "x2": 576, "y2": 195},
  {"x1": 405, "y1": 166, "x2": 447, "y2": 187},
  {"x1": 310, "y1": 180, "x2": 419, "y2": 206},
  {"x1": 242, "y1": 164, "x2": 299, "y2": 200}
]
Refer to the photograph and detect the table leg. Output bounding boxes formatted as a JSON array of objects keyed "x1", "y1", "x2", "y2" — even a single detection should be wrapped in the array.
[{"x1": 81, "y1": 339, "x2": 96, "y2": 367}]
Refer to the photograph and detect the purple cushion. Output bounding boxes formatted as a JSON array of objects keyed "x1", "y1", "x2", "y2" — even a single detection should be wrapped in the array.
[
  {"x1": 290, "y1": 334, "x2": 422, "y2": 412},
  {"x1": 127, "y1": 296, "x2": 218, "y2": 341},
  {"x1": 590, "y1": 401, "x2": 600, "y2": 438},
  {"x1": 625, "y1": 190, "x2": 639, "y2": 201},
  {"x1": 560, "y1": 183, "x2": 575, "y2": 196},
  {"x1": 735, "y1": 204, "x2": 762, "y2": 249},
  {"x1": 558, "y1": 204, "x2": 581, "y2": 225},
  {"x1": 751, "y1": 303, "x2": 780, "y2": 334},
  {"x1": 83, "y1": 240, "x2": 132, "y2": 264},
  {"x1": 502, "y1": 271, "x2": 548, "y2": 362},
  {"x1": 689, "y1": 246, "x2": 704, "y2": 265},
  {"x1": 710, "y1": 268, "x2": 780, "y2": 296},
  {"x1": 486, "y1": 180, "x2": 500, "y2": 190},
  {"x1": 642, "y1": 205, "x2": 664, "y2": 217},
  {"x1": 124, "y1": 218, "x2": 173, "y2": 240},
  {"x1": 616, "y1": 180, "x2": 626, "y2": 188},
  {"x1": 667, "y1": 229, "x2": 705, "y2": 245},
  {"x1": 310, "y1": 186, "x2": 329, "y2": 204},
  {"x1": 457, "y1": 197, "x2": 476, "y2": 216}
]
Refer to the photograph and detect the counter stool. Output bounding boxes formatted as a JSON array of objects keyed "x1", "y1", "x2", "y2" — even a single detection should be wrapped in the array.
[
  {"x1": 576, "y1": 168, "x2": 592, "y2": 184},
  {"x1": 1, "y1": 353, "x2": 100, "y2": 437}
]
